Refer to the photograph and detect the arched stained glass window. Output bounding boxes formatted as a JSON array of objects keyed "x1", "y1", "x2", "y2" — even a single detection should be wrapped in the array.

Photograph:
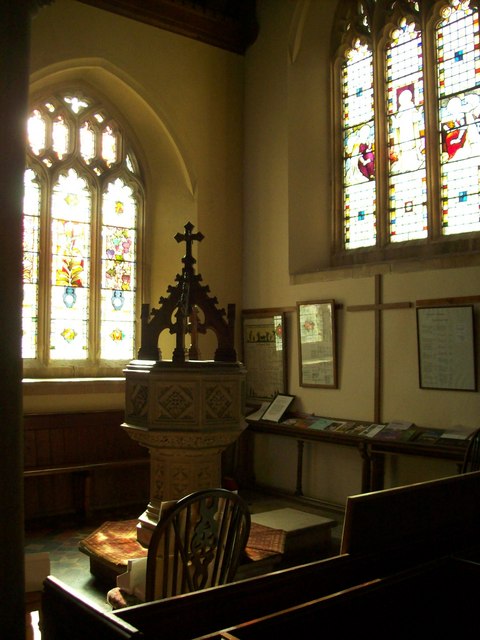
[
  {"x1": 333, "y1": 0, "x2": 480, "y2": 265},
  {"x1": 23, "y1": 90, "x2": 143, "y2": 374}
]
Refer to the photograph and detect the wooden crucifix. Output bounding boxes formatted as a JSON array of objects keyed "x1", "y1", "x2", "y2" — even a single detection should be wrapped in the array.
[
  {"x1": 173, "y1": 222, "x2": 204, "y2": 362},
  {"x1": 347, "y1": 273, "x2": 413, "y2": 424},
  {"x1": 175, "y1": 221, "x2": 204, "y2": 274}
]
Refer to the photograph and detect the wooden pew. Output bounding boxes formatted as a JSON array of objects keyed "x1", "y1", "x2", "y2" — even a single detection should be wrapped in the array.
[
  {"x1": 340, "y1": 467, "x2": 480, "y2": 556},
  {"x1": 41, "y1": 551, "x2": 397, "y2": 640},
  {"x1": 196, "y1": 556, "x2": 480, "y2": 638},
  {"x1": 41, "y1": 578, "x2": 143, "y2": 640},
  {"x1": 41, "y1": 471, "x2": 480, "y2": 640}
]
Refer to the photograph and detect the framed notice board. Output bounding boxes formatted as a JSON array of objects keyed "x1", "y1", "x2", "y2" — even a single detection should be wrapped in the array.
[
  {"x1": 242, "y1": 309, "x2": 287, "y2": 403},
  {"x1": 297, "y1": 299, "x2": 338, "y2": 388},
  {"x1": 416, "y1": 305, "x2": 476, "y2": 391}
]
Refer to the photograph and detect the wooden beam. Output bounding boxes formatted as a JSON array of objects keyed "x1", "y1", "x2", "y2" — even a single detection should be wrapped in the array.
[
  {"x1": 76, "y1": 0, "x2": 258, "y2": 54},
  {"x1": 416, "y1": 295, "x2": 480, "y2": 307},
  {"x1": 346, "y1": 275, "x2": 413, "y2": 424}
]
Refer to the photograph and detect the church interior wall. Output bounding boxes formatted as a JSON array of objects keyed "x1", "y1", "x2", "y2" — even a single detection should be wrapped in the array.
[
  {"x1": 23, "y1": 0, "x2": 246, "y2": 521},
  {"x1": 22, "y1": 0, "x2": 480, "y2": 512},
  {"x1": 25, "y1": 0, "x2": 244, "y2": 408},
  {"x1": 244, "y1": 0, "x2": 480, "y2": 504}
]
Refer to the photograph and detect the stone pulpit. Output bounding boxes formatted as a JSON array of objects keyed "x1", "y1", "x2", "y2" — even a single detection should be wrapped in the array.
[{"x1": 123, "y1": 223, "x2": 246, "y2": 545}]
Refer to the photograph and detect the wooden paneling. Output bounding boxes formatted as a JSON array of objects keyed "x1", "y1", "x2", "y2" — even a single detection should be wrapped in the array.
[{"x1": 24, "y1": 411, "x2": 149, "y2": 521}]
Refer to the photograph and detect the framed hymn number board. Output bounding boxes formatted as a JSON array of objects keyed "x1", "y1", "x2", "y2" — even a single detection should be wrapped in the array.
[{"x1": 416, "y1": 305, "x2": 476, "y2": 391}]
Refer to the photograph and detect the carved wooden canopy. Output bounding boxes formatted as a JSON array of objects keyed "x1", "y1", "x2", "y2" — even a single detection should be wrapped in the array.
[
  {"x1": 76, "y1": 0, "x2": 258, "y2": 54},
  {"x1": 138, "y1": 222, "x2": 237, "y2": 364}
]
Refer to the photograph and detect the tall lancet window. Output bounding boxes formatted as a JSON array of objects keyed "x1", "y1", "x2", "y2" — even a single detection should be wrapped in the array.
[
  {"x1": 23, "y1": 90, "x2": 143, "y2": 375},
  {"x1": 436, "y1": 1, "x2": 480, "y2": 235},
  {"x1": 342, "y1": 39, "x2": 377, "y2": 249},
  {"x1": 332, "y1": 0, "x2": 480, "y2": 267},
  {"x1": 386, "y1": 15, "x2": 427, "y2": 241}
]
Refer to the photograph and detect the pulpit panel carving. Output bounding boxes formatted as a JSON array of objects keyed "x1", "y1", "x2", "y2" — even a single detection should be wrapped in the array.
[
  {"x1": 205, "y1": 382, "x2": 235, "y2": 422},
  {"x1": 153, "y1": 382, "x2": 197, "y2": 425},
  {"x1": 125, "y1": 382, "x2": 149, "y2": 425}
]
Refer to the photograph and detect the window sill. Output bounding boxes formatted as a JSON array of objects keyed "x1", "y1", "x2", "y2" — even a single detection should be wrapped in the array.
[
  {"x1": 291, "y1": 245, "x2": 480, "y2": 284},
  {"x1": 23, "y1": 377, "x2": 125, "y2": 396}
]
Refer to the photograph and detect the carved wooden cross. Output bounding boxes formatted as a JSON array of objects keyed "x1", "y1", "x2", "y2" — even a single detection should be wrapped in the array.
[
  {"x1": 347, "y1": 274, "x2": 412, "y2": 423},
  {"x1": 175, "y1": 222, "x2": 204, "y2": 271}
]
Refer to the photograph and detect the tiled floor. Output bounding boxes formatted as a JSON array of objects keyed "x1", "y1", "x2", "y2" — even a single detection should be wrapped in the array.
[
  {"x1": 25, "y1": 491, "x2": 343, "y2": 638},
  {"x1": 25, "y1": 508, "x2": 141, "y2": 613}
]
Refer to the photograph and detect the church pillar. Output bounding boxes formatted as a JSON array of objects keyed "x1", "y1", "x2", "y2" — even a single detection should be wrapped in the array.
[{"x1": 0, "y1": 3, "x2": 35, "y2": 638}]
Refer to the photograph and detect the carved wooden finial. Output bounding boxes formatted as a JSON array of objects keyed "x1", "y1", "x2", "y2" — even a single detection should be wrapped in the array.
[{"x1": 137, "y1": 222, "x2": 237, "y2": 364}]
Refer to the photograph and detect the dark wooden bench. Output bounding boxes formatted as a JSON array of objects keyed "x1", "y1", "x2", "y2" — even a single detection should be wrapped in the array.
[
  {"x1": 39, "y1": 550, "x2": 409, "y2": 640},
  {"x1": 23, "y1": 410, "x2": 151, "y2": 521},
  {"x1": 24, "y1": 458, "x2": 149, "y2": 520},
  {"x1": 41, "y1": 471, "x2": 480, "y2": 639},
  {"x1": 196, "y1": 556, "x2": 480, "y2": 638}
]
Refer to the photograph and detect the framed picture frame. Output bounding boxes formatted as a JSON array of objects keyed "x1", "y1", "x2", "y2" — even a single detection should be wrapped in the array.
[
  {"x1": 261, "y1": 393, "x2": 295, "y2": 423},
  {"x1": 297, "y1": 299, "x2": 338, "y2": 388},
  {"x1": 416, "y1": 305, "x2": 477, "y2": 391},
  {"x1": 242, "y1": 309, "x2": 287, "y2": 403}
]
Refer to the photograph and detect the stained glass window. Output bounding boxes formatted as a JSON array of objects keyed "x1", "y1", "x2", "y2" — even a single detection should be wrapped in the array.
[
  {"x1": 342, "y1": 39, "x2": 376, "y2": 249},
  {"x1": 437, "y1": 1, "x2": 480, "y2": 234},
  {"x1": 22, "y1": 169, "x2": 41, "y2": 359},
  {"x1": 387, "y1": 17, "x2": 427, "y2": 242},
  {"x1": 50, "y1": 169, "x2": 91, "y2": 360},
  {"x1": 336, "y1": 0, "x2": 480, "y2": 260},
  {"x1": 23, "y1": 90, "x2": 143, "y2": 372},
  {"x1": 100, "y1": 178, "x2": 137, "y2": 360}
]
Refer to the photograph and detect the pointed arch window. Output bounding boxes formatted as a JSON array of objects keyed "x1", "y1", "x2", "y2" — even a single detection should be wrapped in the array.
[
  {"x1": 23, "y1": 90, "x2": 143, "y2": 375},
  {"x1": 334, "y1": 0, "x2": 480, "y2": 266}
]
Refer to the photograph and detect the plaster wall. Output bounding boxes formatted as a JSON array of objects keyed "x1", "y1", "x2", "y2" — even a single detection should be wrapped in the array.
[
  {"x1": 244, "y1": 0, "x2": 480, "y2": 504},
  {"x1": 27, "y1": 0, "x2": 244, "y2": 390},
  {"x1": 24, "y1": 0, "x2": 480, "y2": 508}
]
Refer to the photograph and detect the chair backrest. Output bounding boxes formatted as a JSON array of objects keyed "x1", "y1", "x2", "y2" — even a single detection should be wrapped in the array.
[
  {"x1": 462, "y1": 427, "x2": 480, "y2": 473},
  {"x1": 144, "y1": 488, "x2": 251, "y2": 601}
]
